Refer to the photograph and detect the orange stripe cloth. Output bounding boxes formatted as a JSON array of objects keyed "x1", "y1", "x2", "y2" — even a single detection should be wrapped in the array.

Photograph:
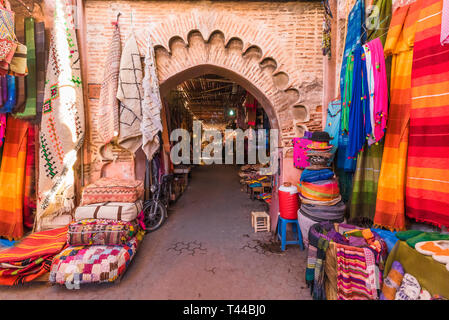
[
  {"x1": 373, "y1": 3, "x2": 420, "y2": 231},
  {"x1": 406, "y1": 0, "x2": 449, "y2": 228},
  {"x1": 0, "y1": 116, "x2": 29, "y2": 240}
]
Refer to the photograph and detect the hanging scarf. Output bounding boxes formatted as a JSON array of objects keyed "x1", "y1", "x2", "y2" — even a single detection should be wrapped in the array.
[
  {"x1": 406, "y1": 0, "x2": 449, "y2": 229},
  {"x1": 117, "y1": 31, "x2": 143, "y2": 153},
  {"x1": 35, "y1": 0, "x2": 85, "y2": 231},
  {"x1": 35, "y1": 21, "x2": 46, "y2": 122},
  {"x1": 15, "y1": 17, "x2": 36, "y2": 118},
  {"x1": 442, "y1": 0, "x2": 449, "y2": 45},
  {"x1": 1, "y1": 74, "x2": 15, "y2": 113},
  {"x1": 324, "y1": 100, "x2": 341, "y2": 150},
  {"x1": 23, "y1": 124, "x2": 36, "y2": 229},
  {"x1": 96, "y1": 23, "x2": 121, "y2": 153},
  {"x1": 374, "y1": 2, "x2": 420, "y2": 231},
  {"x1": 342, "y1": 53, "x2": 354, "y2": 134},
  {"x1": 141, "y1": 36, "x2": 163, "y2": 160}
]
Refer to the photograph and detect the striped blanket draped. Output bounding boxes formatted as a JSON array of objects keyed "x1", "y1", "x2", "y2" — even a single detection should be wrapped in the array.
[
  {"x1": 35, "y1": 0, "x2": 85, "y2": 231},
  {"x1": 336, "y1": 244, "x2": 378, "y2": 300},
  {"x1": 0, "y1": 226, "x2": 67, "y2": 285},
  {"x1": 23, "y1": 124, "x2": 36, "y2": 229},
  {"x1": 0, "y1": 116, "x2": 28, "y2": 240},
  {"x1": 374, "y1": 3, "x2": 420, "y2": 231},
  {"x1": 406, "y1": 0, "x2": 449, "y2": 228}
]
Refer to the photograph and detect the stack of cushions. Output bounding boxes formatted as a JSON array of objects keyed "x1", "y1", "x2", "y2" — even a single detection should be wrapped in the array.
[
  {"x1": 297, "y1": 132, "x2": 345, "y2": 245},
  {"x1": 49, "y1": 178, "x2": 145, "y2": 289}
]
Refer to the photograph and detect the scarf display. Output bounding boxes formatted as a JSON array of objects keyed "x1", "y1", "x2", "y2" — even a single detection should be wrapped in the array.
[
  {"x1": 374, "y1": 2, "x2": 420, "y2": 231},
  {"x1": 96, "y1": 23, "x2": 121, "y2": 152},
  {"x1": 0, "y1": 226, "x2": 68, "y2": 285},
  {"x1": 1, "y1": 74, "x2": 15, "y2": 113},
  {"x1": 141, "y1": 36, "x2": 163, "y2": 160},
  {"x1": 117, "y1": 32, "x2": 143, "y2": 153},
  {"x1": 36, "y1": 0, "x2": 85, "y2": 231},
  {"x1": 0, "y1": 116, "x2": 28, "y2": 240},
  {"x1": 23, "y1": 124, "x2": 36, "y2": 229},
  {"x1": 405, "y1": 0, "x2": 449, "y2": 229},
  {"x1": 15, "y1": 17, "x2": 36, "y2": 118}
]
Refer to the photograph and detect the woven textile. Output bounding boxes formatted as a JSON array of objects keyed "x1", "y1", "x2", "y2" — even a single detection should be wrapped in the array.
[
  {"x1": 117, "y1": 32, "x2": 143, "y2": 153},
  {"x1": 75, "y1": 201, "x2": 143, "y2": 222},
  {"x1": 0, "y1": 226, "x2": 67, "y2": 285},
  {"x1": 300, "y1": 201, "x2": 346, "y2": 222},
  {"x1": 299, "y1": 179, "x2": 340, "y2": 201},
  {"x1": 324, "y1": 100, "x2": 341, "y2": 148},
  {"x1": 50, "y1": 231, "x2": 144, "y2": 289},
  {"x1": 141, "y1": 37, "x2": 163, "y2": 160},
  {"x1": 36, "y1": 0, "x2": 85, "y2": 231},
  {"x1": 80, "y1": 178, "x2": 144, "y2": 205},
  {"x1": 292, "y1": 137, "x2": 313, "y2": 169},
  {"x1": 374, "y1": 2, "x2": 420, "y2": 231},
  {"x1": 35, "y1": 21, "x2": 46, "y2": 122},
  {"x1": 442, "y1": 0, "x2": 449, "y2": 45},
  {"x1": 406, "y1": 0, "x2": 449, "y2": 229},
  {"x1": 96, "y1": 23, "x2": 121, "y2": 148},
  {"x1": 300, "y1": 169, "x2": 334, "y2": 183},
  {"x1": 23, "y1": 124, "x2": 36, "y2": 229},
  {"x1": 15, "y1": 17, "x2": 36, "y2": 118},
  {"x1": 0, "y1": 4, "x2": 16, "y2": 75},
  {"x1": 68, "y1": 219, "x2": 139, "y2": 246},
  {"x1": 336, "y1": 243, "x2": 378, "y2": 300},
  {"x1": 0, "y1": 116, "x2": 28, "y2": 240}
]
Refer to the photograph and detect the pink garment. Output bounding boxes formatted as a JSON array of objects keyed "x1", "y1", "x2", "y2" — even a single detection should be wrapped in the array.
[
  {"x1": 442, "y1": 0, "x2": 449, "y2": 46},
  {"x1": 367, "y1": 38, "x2": 388, "y2": 143},
  {"x1": 0, "y1": 114, "x2": 5, "y2": 147},
  {"x1": 292, "y1": 137, "x2": 312, "y2": 169}
]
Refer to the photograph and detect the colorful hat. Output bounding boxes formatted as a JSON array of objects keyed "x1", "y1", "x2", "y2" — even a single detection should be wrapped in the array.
[
  {"x1": 311, "y1": 131, "x2": 332, "y2": 142},
  {"x1": 307, "y1": 141, "x2": 333, "y2": 151}
]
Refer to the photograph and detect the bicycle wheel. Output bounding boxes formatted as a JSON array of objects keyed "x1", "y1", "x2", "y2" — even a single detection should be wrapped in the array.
[{"x1": 143, "y1": 200, "x2": 167, "y2": 232}]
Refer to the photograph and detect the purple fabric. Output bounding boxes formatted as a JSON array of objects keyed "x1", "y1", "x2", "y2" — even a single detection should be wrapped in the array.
[{"x1": 304, "y1": 131, "x2": 313, "y2": 139}]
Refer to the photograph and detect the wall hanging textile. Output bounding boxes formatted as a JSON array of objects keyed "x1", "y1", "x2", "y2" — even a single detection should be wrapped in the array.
[
  {"x1": 14, "y1": 76, "x2": 26, "y2": 114},
  {"x1": 373, "y1": 2, "x2": 420, "y2": 231},
  {"x1": 0, "y1": 116, "x2": 28, "y2": 240},
  {"x1": 340, "y1": 0, "x2": 366, "y2": 113},
  {"x1": 23, "y1": 124, "x2": 36, "y2": 229},
  {"x1": 442, "y1": 0, "x2": 449, "y2": 45},
  {"x1": 368, "y1": 0, "x2": 393, "y2": 45},
  {"x1": 75, "y1": 200, "x2": 143, "y2": 222},
  {"x1": 15, "y1": 17, "x2": 36, "y2": 118},
  {"x1": 341, "y1": 55, "x2": 354, "y2": 134},
  {"x1": 1, "y1": 74, "x2": 15, "y2": 113},
  {"x1": 96, "y1": 22, "x2": 121, "y2": 152},
  {"x1": 80, "y1": 178, "x2": 144, "y2": 205},
  {"x1": 35, "y1": 21, "x2": 46, "y2": 122},
  {"x1": 0, "y1": 226, "x2": 68, "y2": 286},
  {"x1": 117, "y1": 31, "x2": 143, "y2": 153},
  {"x1": 141, "y1": 36, "x2": 163, "y2": 161},
  {"x1": 324, "y1": 100, "x2": 341, "y2": 150},
  {"x1": 406, "y1": 0, "x2": 449, "y2": 229},
  {"x1": 349, "y1": 141, "x2": 384, "y2": 223},
  {"x1": 50, "y1": 231, "x2": 144, "y2": 289},
  {"x1": 67, "y1": 219, "x2": 139, "y2": 246},
  {"x1": 35, "y1": 0, "x2": 86, "y2": 232}
]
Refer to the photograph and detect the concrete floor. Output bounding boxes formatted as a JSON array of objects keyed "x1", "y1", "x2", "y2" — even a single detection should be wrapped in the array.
[{"x1": 0, "y1": 165, "x2": 311, "y2": 300}]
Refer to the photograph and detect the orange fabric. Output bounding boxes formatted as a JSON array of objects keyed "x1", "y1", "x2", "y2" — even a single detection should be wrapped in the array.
[
  {"x1": 0, "y1": 116, "x2": 29, "y2": 240},
  {"x1": 374, "y1": 3, "x2": 420, "y2": 231}
]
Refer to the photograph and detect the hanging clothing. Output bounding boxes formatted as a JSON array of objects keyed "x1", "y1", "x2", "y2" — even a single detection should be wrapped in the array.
[
  {"x1": 23, "y1": 125, "x2": 36, "y2": 229},
  {"x1": 36, "y1": 0, "x2": 85, "y2": 231},
  {"x1": 342, "y1": 54, "x2": 354, "y2": 134},
  {"x1": 340, "y1": 0, "x2": 366, "y2": 107},
  {"x1": 406, "y1": 0, "x2": 449, "y2": 229},
  {"x1": 117, "y1": 31, "x2": 144, "y2": 154},
  {"x1": 374, "y1": 2, "x2": 420, "y2": 231},
  {"x1": 367, "y1": 0, "x2": 393, "y2": 45},
  {"x1": 35, "y1": 21, "x2": 46, "y2": 122},
  {"x1": 97, "y1": 23, "x2": 121, "y2": 155},
  {"x1": 362, "y1": 43, "x2": 376, "y2": 145},
  {"x1": 325, "y1": 100, "x2": 341, "y2": 149},
  {"x1": 442, "y1": 0, "x2": 449, "y2": 45},
  {"x1": 15, "y1": 17, "x2": 36, "y2": 118},
  {"x1": 0, "y1": 116, "x2": 28, "y2": 240}
]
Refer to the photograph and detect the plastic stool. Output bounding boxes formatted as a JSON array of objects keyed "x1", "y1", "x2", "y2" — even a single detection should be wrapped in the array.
[{"x1": 276, "y1": 216, "x2": 304, "y2": 251}]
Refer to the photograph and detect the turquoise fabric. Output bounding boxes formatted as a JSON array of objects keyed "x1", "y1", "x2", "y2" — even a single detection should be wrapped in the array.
[{"x1": 325, "y1": 100, "x2": 342, "y2": 149}]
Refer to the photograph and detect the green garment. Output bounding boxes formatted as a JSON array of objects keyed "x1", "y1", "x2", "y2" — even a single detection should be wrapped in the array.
[
  {"x1": 341, "y1": 54, "x2": 354, "y2": 134},
  {"x1": 384, "y1": 241, "x2": 449, "y2": 298}
]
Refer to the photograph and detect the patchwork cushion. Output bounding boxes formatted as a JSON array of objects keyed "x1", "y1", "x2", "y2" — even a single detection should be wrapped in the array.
[{"x1": 80, "y1": 178, "x2": 144, "y2": 205}]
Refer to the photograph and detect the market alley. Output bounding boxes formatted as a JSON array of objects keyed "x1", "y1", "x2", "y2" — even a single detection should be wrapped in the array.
[{"x1": 0, "y1": 165, "x2": 310, "y2": 299}]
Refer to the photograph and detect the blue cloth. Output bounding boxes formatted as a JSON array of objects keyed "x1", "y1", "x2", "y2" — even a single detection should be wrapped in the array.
[
  {"x1": 371, "y1": 228, "x2": 398, "y2": 253},
  {"x1": 325, "y1": 100, "x2": 342, "y2": 149},
  {"x1": 339, "y1": 0, "x2": 366, "y2": 109},
  {"x1": 300, "y1": 169, "x2": 334, "y2": 182},
  {"x1": 337, "y1": 134, "x2": 357, "y2": 172},
  {"x1": 0, "y1": 239, "x2": 16, "y2": 248},
  {"x1": 348, "y1": 45, "x2": 372, "y2": 159},
  {"x1": 1, "y1": 75, "x2": 16, "y2": 113}
]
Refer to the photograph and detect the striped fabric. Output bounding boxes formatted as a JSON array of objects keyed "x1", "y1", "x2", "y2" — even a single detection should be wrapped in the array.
[
  {"x1": 374, "y1": 2, "x2": 420, "y2": 231},
  {"x1": 336, "y1": 243, "x2": 378, "y2": 300},
  {"x1": 441, "y1": 0, "x2": 449, "y2": 45},
  {"x1": 300, "y1": 179, "x2": 340, "y2": 201},
  {"x1": 23, "y1": 124, "x2": 36, "y2": 229},
  {"x1": 406, "y1": 0, "x2": 449, "y2": 228}
]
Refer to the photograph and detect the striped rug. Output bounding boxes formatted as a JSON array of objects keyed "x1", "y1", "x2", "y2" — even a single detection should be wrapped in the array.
[{"x1": 406, "y1": 0, "x2": 449, "y2": 228}]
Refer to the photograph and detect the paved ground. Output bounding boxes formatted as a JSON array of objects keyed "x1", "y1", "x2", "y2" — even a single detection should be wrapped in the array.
[{"x1": 0, "y1": 165, "x2": 310, "y2": 300}]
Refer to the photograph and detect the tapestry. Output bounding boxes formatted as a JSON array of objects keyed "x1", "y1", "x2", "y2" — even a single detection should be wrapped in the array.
[
  {"x1": 0, "y1": 116, "x2": 28, "y2": 240},
  {"x1": 141, "y1": 36, "x2": 163, "y2": 160},
  {"x1": 0, "y1": 226, "x2": 68, "y2": 285},
  {"x1": 373, "y1": 2, "x2": 420, "y2": 231},
  {"x1": 406, "y1": 0, "x2": 449, "y2": 229},
  {"x1": 117, "y1": 31, "x2": 143, "y2": 153},
  {"x1": 35, "y1": 0, "x2": 85, "y2": 231},
  {"x1": 96, "y1": 22, "x2": 121, "y2": 152}
]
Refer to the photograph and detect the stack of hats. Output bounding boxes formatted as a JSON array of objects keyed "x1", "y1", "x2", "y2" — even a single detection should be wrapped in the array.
[
  {"x1": 49, "y1": 178, "x2": 146, "y2": 289},
  {"x1": 297, "y1": 132, "x2": 346, "y2": 245}
]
